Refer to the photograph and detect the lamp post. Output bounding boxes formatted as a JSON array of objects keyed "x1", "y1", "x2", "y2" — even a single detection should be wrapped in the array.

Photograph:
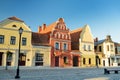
[
  {"x1": 15, "y1": 27, "x2": 23, "y2": 79},
  {"x1": 5, "y1": 45, "x2": 10, "y2": 70}
]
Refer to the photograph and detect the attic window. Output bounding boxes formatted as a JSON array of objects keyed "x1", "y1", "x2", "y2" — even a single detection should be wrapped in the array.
[{"x1": 12, "y1": 25, "x2": 17, "y2": 27}]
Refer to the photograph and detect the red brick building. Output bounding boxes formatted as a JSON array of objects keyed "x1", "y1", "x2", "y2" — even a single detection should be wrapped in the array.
[{"x1": 32, "y1": 18, "x2": 80, "y2": 67}]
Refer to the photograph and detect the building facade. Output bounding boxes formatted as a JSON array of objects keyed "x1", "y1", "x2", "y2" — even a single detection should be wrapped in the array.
[
  {"x1": 94, "y1": 35, "x2": 117, "y2": 67},
  {"x1": 37, "y1": 18, "x2": 80, "y2": 67},
  {"x1": 31, "y1": 32, "x2": 51, "y2": 67},
  {"x1": 0, "y1": 16, "x2": 32, "y2": 66},
  {"x1": 71, "y1": 25, "x2": 96, "y2": 67},
  {"x1": 0, "y1": 17, "x2": 51, "y2": 67}
]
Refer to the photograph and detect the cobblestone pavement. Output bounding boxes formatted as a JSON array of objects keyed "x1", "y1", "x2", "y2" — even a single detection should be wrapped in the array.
[{"x1": 0, "y1": 67, "x2": 120, "y2": 80}]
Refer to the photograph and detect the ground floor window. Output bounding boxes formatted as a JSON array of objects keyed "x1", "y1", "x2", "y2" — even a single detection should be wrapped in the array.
[
  {"x1": 83, "y1": 58, "x2": 86, "y2": 65},
  {"x1": 99, "y1": 58, "x2": 101, "y2": 64},
  {"x1": 7, "y1": 51, "x2": 13, "y2": 66},
  {"x1": 89, "y1": 58, "x2": 91, "y2": 64},
  {"x1": 35, "y1": 53, "x2": 44, "y2": 66},
  {"x1": 63, "y1": 56, "x2": 68, "y2": 64}
]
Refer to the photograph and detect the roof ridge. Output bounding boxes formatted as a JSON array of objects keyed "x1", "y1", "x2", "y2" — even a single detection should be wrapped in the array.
[
  {"x1": 70, "y1": 27, "x2": 82, "y2": 33},
  {"x1": 8, "y1": 16, "x2": 24, "y2": 22}
]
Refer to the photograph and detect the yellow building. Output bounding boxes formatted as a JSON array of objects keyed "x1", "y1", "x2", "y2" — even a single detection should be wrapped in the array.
[
  {"x1": 0, "y1": 16, "x2": 51, "y2": 67},
  {"x1": 71, "y1": 25, "x2": 96, "y2": 67},
  {"x1": 0, "y1": 16, "x2": 32, "y2": 66}
]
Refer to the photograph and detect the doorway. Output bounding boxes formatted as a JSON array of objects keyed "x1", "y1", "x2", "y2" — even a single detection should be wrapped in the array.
[
  {"x1": 0, "y1": 52, "x2": 3, "y2": 66},
  {"x1": 55, "y1": 56, "x2": 59, "y2": 67},
  {"x1": 73, "y1": 56, "x2": 79, "y2": 67},
  {"x1": 19, "y1": 53, "x2": 26, "y2": 66}
]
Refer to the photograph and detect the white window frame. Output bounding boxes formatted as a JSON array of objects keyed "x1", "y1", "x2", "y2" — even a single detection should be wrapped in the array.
[{"x1": 55, "y1": 42, "x2": 60, "y2": 50}]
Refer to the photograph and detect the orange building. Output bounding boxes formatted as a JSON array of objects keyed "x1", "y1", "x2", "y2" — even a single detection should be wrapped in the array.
[{"x1": 33, "y1": 18, "x2": 80, "y2": 67}]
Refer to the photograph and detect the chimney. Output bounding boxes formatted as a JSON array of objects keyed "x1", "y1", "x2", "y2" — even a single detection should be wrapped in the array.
[
  {"x1": 106, "y1": 35, "x2": 112, "y2": 41},
  {"x1": 94, "y1": 37, "x2": 98, "y2": 42},
  {"x1": 42, "y1": 24, "x2": 46, "y2": 30},
  {"x1": 38, "y1": 26, "x2": 42, "y2": 32}
]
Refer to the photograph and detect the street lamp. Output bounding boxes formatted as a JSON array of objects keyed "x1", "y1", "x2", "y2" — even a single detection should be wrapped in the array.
[{"x1": 15, "y1": 27, "x2": 23, "y2": 79}]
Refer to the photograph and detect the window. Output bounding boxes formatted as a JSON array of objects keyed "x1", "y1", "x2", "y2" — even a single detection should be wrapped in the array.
[
  {"x1": 35, "y1": 53, "x2": 43, "y2": 61},
  {"x1": 88, "y1": 45, "x2": 91, "y2": 51},
  {"x1": 22, "y1": 37, "x2": 27, "y2": 46},
  {"x1": 62, "y1": 34, "x2": 64, "y2": 39},
  {"x1": 83, "y1": 58, "x2": 86, "y2": 64},
  {"x1": 58, "y1": 33, "x2": 61, "y2": 38},
  {"x1": 64, "y1": 57, "x2": 68, "y2": 64},
  {"x1": 99, "y1": 46, "x2": 102, "y2": 52},
  {"x1": 0, "y1": 35, "x2": 4, "y2": 44},
  {"x1": 89, "y1": 58, "x2": 91, "y2": 64},
  {"x1": 7, "y1": 53, "x2": 12, "y2": 61},
  {"x1": 111, "y1": 45, "x2": 113, "y2": 51},
  {"x1": 10, "y1": 36, "x2": 16, "y2": 45},
  {"x1": 64, "y1": 43, "x2": 67, "y2": 51},
  {"x1": 83, "y1": 44, "x2": 86, "y2": 51},
  {"x1": 55, "y1": 42, "x2": 59, "y2": 50},
  {"x1": 107, "y1": 45, "x2": 109, "y2": 51},
  {"x1": 35, "y1": 53, "x2": 44, "y2": 66},
  {"x1": 12, "y1": 25, "x2": 17, "y2": 27},
  {"x1": 99, "y1": 58, "x2": 101, "y2": 64}
]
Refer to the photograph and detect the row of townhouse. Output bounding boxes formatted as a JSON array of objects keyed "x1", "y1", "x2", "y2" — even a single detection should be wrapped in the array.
[
  {"x1": 94, "y1": 35, "x2": 120, "y2": 67},
  {"x1": 0, "y1": 16, "x2": 120, "y2": 67}
]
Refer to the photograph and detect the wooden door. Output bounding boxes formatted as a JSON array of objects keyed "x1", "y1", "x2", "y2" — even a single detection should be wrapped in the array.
[{"x1": 55, "y1": 56, "x2": 59, "y2": 67}]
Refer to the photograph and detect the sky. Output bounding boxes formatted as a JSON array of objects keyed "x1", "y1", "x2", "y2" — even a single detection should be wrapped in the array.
[{"x1": 0, "y1": 0, "x2": 120, "y2": 42}]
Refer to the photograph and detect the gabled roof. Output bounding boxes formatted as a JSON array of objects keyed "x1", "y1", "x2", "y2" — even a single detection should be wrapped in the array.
[
  {"x1": 70, "y1": 28, "x2": 82, "y2": 42},
  {"x1": 39, "y1": 18, "x2": 65, "y2": 34},
  {"x1": 39, "y1": 22, "x2": 56, "y2": 34},
  {"x1": 94, "y1": 39, "x2": 105, "y2": 46},
  {"x1": 32, "y1": 32, "x2": 50, "y2": 46},
  {"x1": 114, "y1": 42, "x2": 120, "y2": 47},
  {"x1": 70, "y1": 28, "x2": 82, "y2": 50},
  {"x1": 8, "y1": 16, "x2": 24, "y2": 22}
]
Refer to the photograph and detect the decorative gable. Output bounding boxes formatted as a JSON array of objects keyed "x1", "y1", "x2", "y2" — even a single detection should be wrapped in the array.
[{"x1": 80, "y1": 25, "x2": 94, "y2": 43}]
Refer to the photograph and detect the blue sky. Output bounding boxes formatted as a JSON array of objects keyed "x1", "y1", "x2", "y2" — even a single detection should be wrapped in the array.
[{"x1": 0, "y1": 0, "x2": 120, "y2": 42}]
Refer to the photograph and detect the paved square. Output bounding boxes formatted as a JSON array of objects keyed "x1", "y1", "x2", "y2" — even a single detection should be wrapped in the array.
[{"x1": 0, "y1": 67, "x2": 120, "y2": 80}]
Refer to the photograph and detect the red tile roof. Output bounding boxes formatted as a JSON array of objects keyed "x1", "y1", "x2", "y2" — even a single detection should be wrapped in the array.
[
  {"x1": 39, "y1": 22, "x2": 57, "y2": 34},
  {"x1": 32, "y1": 18, "x2": 67, "y2": 46},
  {"x1": 8, "y1": 16, "x2": 24, "y2": 22},
  {"x1": 32, "y1": 32, "x2": 50, "y2": 46},
  {"x1": 70, "y1": 28, "x2": 82, "y2": 50}
]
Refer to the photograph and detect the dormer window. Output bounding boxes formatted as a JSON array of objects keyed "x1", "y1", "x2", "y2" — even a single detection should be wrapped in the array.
[{"x1": 12, "y1": 25, "x2": 17, "y2": 27}]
